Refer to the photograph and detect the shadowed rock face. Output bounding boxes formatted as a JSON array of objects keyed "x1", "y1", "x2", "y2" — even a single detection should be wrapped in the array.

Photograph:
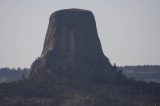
[{"x1": 29, "y1": 9, "x2": 114, "y2": 81}]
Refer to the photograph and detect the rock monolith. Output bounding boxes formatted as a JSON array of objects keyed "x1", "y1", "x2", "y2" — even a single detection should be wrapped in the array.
[{"x1": 29, "y1": 9, "x2": 115, "y2": 82}]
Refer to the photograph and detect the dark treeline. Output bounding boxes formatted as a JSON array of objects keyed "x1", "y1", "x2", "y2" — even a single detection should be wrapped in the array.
[
  {"x1": 0, "y1": 68, "x2": 29, "y2": 83},
  {"x1": 119, "y1": 65, "x2": 160, "y2": 82},
  {"x1": 0, "y1": 66, "x2": 160, "y2": 106},
  {"x1": 119, "y1": 65, "x2": 160, "y2": 72}
]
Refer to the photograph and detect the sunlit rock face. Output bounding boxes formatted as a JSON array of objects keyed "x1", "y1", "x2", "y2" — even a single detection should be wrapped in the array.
[{"x1": 29, "y1": 9, "x2": 114, "y2": 81}]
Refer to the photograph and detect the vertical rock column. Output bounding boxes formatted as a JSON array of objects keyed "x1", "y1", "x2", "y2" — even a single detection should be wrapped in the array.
[{"x1": 29, "y1": 9, "x2": 113, "y2": 81}]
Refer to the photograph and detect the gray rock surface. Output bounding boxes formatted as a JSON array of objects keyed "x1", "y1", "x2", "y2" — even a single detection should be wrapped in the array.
[{"x1": 29, "y1": 9, "x2": 114, "y2": 81}]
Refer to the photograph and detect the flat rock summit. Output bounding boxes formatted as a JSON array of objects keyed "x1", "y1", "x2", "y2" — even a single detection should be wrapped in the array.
[{"x1": 29, "y1": 9, "x2": 115, "y2": 82}]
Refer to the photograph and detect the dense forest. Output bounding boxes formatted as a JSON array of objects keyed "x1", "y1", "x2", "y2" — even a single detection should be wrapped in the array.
[
  {"x1": 0, "y1": 66, "x2": 160, "y2": 106},
  {"x1": 0, "y1": 68, "x2": 29, "y2": 83},
  {"x1": 119, "y1": 65, "x2": 160, "y2": 82}
]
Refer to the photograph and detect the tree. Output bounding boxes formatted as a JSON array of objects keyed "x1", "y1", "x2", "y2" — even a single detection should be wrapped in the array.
[{"x1": 113, "y1": 63, "x2": 117, "y2": 70}]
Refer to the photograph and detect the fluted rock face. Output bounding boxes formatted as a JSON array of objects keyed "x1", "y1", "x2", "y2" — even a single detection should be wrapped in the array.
[{"x1": 29, "y1": 9, "x2": 114, "y2": 81}]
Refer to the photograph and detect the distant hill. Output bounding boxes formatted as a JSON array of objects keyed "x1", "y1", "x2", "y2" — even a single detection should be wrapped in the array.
[
  {"x1": 118, "y1": 65, "x2": 160, "y2": 83},
  {"x1": 0, "y1": 68, "x2": 29, "y2": 83}
]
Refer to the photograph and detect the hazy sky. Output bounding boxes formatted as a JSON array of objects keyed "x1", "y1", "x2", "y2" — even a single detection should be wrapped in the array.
[{"x1": 0, "y1": 0, "x2": 160, "y2": 68}]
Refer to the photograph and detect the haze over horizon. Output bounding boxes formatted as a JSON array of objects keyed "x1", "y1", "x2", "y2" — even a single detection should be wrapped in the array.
[{"x1": 0, "y1": 0, "x2": 160, "y2": 68}]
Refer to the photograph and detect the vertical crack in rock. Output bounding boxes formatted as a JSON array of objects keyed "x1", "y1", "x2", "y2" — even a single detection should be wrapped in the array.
[
  {"x1": 29, "y1": 9, "x2": 115, "y2": 82},
  {"x1": 70, "y1": 31, "x2": 75, "y2": 52}
]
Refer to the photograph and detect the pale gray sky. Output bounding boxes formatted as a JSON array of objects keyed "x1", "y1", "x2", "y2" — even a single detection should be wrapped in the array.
[{"x1": 0, "y1": 0, "x2": 160, "y2": 68}]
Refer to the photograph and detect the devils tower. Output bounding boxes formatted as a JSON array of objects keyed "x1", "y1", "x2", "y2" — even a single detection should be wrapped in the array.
[
  {"x1": 0, "y1": 9, "x2": 159, "y2": 106},
  {"x1": 29, "y1": 9, "x2": 115, "y2": 82}
]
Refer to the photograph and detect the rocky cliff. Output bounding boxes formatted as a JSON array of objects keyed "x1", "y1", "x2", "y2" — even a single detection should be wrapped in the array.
[{"x1": 29, "y1": 9, "x2": 115, "y2": 82}]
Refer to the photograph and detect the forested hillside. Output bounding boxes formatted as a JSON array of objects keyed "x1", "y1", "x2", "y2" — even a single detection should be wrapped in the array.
[
  {"x1": 0, "y1": 68, "x2": 29, "y2": 83},
  {"x1": 119, "y1": 65, "x2": 160, "y2": 82}
]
